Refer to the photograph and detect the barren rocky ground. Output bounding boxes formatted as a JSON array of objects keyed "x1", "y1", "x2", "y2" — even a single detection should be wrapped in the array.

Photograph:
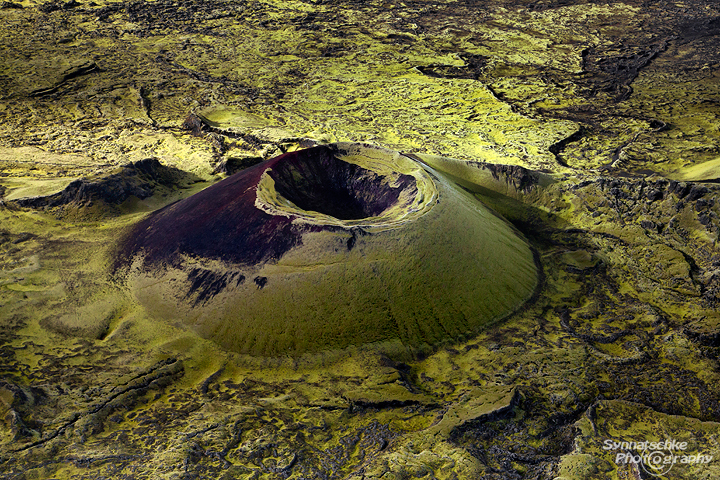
[{"x1": 1, "y1": 0, "x2": 720, "y2": 479}]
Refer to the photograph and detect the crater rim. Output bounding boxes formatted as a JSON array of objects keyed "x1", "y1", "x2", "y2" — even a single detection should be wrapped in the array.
[{"x1": 254, "y1": 146, "x2": 438, "y2": 229}]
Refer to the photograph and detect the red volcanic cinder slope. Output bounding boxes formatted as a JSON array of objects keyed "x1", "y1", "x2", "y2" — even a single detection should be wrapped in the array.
[{"x1": 119, "y1": 146, "x2": 323, "y2": 268}]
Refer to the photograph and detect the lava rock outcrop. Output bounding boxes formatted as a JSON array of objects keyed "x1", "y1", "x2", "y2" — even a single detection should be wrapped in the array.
[
  {"x1": 117, "y1": 143, "x2": 538, "y2": 357},
  {"x1": 15, "y1": 158, "x2": 193, "y2": 210}
]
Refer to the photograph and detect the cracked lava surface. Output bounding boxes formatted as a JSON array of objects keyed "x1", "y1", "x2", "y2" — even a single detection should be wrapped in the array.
[{"x1": 1, "y1": 0, "x2": 720, "y2": 479}]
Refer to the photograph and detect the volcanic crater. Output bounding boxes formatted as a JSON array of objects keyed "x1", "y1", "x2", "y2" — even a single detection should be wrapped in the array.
[
  {"x1": 265, "y1": 149, "x2": 416, "y2": 221},
  {"x1": 118, "y1": 143, "x2": 538, "y2": 357}
]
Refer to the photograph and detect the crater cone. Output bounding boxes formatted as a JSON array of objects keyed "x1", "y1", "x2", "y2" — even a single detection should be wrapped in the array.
[{"x1": 118, "y1": 143, "x2": 538, "y2": 358}]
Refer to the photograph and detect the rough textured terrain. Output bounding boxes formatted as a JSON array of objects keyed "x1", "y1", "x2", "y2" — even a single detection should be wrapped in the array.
[{"x1": 1, "y1": 0, "x2": 720, "y2": 479}]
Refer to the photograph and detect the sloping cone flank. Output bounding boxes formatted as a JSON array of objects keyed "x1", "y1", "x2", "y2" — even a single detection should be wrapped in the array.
[{"x1": 116, "y1": 143, "x2": 538, "y2": 357}]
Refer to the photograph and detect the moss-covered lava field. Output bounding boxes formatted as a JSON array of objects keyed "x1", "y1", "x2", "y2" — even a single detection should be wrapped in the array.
[{"x1": 1, "y1": 0, "x2": 720, "y2": 479}]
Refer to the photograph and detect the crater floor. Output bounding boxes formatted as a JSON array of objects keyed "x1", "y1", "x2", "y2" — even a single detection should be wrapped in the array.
[{"x1": 1, "y1": 1, "x2": 720, "y2": 479}]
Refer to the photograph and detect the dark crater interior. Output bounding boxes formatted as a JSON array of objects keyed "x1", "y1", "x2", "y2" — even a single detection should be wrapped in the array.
[{"x1": 269, "y1": 149, "x2": 416, "y2": 220}]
